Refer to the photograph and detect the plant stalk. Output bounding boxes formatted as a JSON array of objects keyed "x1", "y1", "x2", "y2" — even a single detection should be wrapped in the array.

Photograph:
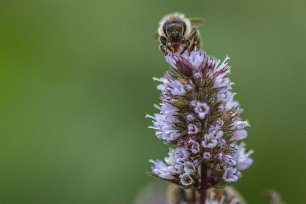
[{"x1": 199, "y1": 161, "x2": 207, "y2": 204}]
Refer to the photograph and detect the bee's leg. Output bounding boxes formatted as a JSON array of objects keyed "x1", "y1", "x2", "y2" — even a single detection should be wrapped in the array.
[
  {"x1": 159, "y1": 45, "x2": 167, "y2": 54},
  {"x1": 165, "y1": 44, "x2": 170, "y2": 55},
  {"x1": 188, "y1": 28, "x2": 201, "y2": 52},
  {"x1": 192, "y1": 33, "x2": 200, "y2": 51},
  {"x1": 180, "y1": 39, "x2": 190, "y2": 54},
  {"x1": 159, "y1": 36, "x2": 167, "y2": 45},
  {"x1": 159, "y1": 45, "x2": 172, "y2": 55},
  {"x1": 159, "y1": 36, "x2": 171, "y2": 55},
  {"x1": 194, "y1": 30, "x2": 201, "y2": 49}
]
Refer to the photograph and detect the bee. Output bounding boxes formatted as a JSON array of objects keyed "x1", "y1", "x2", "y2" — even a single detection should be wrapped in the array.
[{"x1": 157, "y1": 12, "x2": 204, "y2": 55}]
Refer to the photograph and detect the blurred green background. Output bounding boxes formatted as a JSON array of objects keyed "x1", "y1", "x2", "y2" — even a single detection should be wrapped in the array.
[{"x1": 0, "y1": 0, "x2": 305, "y2": 203}]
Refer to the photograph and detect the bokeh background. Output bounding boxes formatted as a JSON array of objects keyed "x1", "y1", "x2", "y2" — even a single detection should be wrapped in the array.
[{"x1": 0, "y1": 0, "x2": 305, "y2": 203}]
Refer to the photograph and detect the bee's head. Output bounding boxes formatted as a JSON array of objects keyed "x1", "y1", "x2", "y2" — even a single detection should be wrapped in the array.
[{"x1": 164, "y1": 20, "x2": 186, "y2": 44}]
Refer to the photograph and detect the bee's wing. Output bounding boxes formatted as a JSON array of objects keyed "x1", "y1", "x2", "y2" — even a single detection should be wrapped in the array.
[{"x1": 190, "y1": 18, "x2": 206, "y2": 27}]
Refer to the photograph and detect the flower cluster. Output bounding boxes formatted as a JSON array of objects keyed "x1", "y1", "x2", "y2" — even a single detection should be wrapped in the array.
[{"x1": 147, "y1": 50, "x2": 253, "y2": 188}]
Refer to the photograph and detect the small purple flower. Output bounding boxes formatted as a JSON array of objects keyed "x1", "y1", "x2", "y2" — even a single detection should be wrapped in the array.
[
  {"x1": 217, "y1": 88, "x2": 233, "y2": 102},
  {"x1": 168, "y1": 164, "x2": 184, "y2": 175},
  {"x1": 229, "y1": 130, "x2": 248, "y2": 142},
  {"x1": 223, "y1": 167, "x2": 239, "y2": 183},
  {"x1": 189, "y1": 140, "x2": 201, "y2": 154},
  {"x1": 186, "y1": 114, "x2": 195, "y2": 121},
  {"x1": 202, "y1": 135, "x2": 218, "y2": 148},
  {"x1": 184, "y1": 50, "x2": 204, "y2": 69},
  {"x1": 225, "y1": 100, "x2": 240, "y2": 111},
  {"x1": 202, "y1": 124, "x2": 223, "y2": 149},
  {"x1": 165, "y1": 147, "x2": 190, "y2": 164},
  {"x1": 234, "y1": 145, "x2": 254, "y2": 171},
  {"x1": 214, "y1": 118, "x2": 224, "y2": 128},
  {"x1": 180, "y1": 173, "x2": 194, "y2": 186},
  {"x1": 168, "y1": 80, "x2": 186, "y2": 96},
  {"x1": 183, "y1": 161, "x2": 196, "y2": 175},
  {"x1": 214, "y1": 74, "x2": 230, "y2": 88},
  {"x1": 146, "y1": 103, "x2": 181, "y2": 142},
  {"x1": 203, "y1": 152, "x2": 211, "y2": 160},
  {"x1": 153, "y1": 77, "x2": 169, "y2": 92},
  {"x1": 188, "y1": 124, "x2": 199, "y2": 134},
  {"x1": 210, "y1": 129, "x2": 224, "y2": 139},
  {"x1": 150, "y1": 159, "x2": 176, "y2": 180},
  {"x1": 216, "y1": 153, "x2": 223, "y2": 160},
  {"x1": 223, "y1": 155, "x2": 237, "y2": 166},
  {"x1": 230, "y1": 120, "x2": 250, "y2": 130},
  {"x1": 194, "y1": 101, "x2": 210, "y2": 119},
  {"x1": 218, "y1": 139, "x2": 226, "y2": 147}
]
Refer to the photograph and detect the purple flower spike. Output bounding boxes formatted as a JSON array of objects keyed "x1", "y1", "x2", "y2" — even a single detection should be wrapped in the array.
[{"x1": 147, "y1": 49, "x2": 253, "y2": 187}]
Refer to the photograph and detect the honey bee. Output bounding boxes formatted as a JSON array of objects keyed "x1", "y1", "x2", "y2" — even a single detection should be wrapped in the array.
[{"x1": 157, "y1": 12, "x2": 204, "y2": 55}]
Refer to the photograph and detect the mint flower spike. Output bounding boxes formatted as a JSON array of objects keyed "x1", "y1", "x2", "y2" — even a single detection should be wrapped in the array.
[{"x1": 147, "y1": 50, "x2": 253, "y2": 191}]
